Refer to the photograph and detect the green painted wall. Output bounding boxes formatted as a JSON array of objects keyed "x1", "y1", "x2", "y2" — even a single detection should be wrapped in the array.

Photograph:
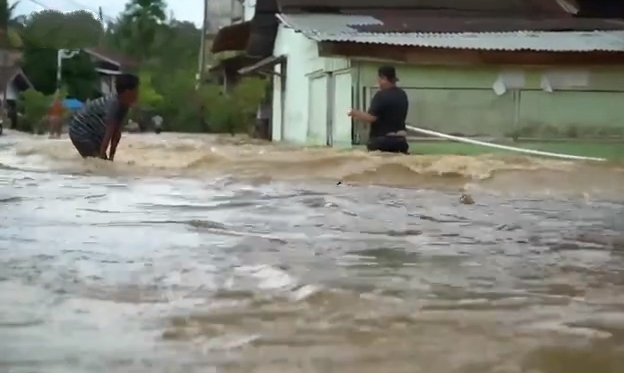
[{"x1": 354, "y1": 63, "x2": 624, "y2": 138}]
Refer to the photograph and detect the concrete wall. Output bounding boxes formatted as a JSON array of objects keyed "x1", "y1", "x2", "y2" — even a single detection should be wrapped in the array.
[
  {"x1": 355, "y1": 63, "x2": 624, "y2": 139},
  {"x1": 0, "y1": 80, "x2": 19, "y2": 101},
  {"x1": 242, "y1": 0, "x2": 256, "y2": 21},
  {"x1": 99, "y1": 74, "x2": 115, "y2": 95},
  {"x1": 272, "y1": 24, "x2": 352, "y2": 146}
]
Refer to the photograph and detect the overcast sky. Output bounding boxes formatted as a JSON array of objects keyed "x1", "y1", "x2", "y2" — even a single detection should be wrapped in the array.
[{"x1": 11, "y1": 0, "x2": 204, "y2": 26}]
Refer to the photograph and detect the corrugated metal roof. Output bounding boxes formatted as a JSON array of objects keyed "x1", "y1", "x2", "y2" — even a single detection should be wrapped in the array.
[
  {"x1": 277, "y1": 13, "x2": 624, "y2": 52},
  {"x1": 315, "y1": 31, "x2": 624, "y2": 51},
  {"x1": 353, "y1": 12, "x2": 624, "y2": 33}
]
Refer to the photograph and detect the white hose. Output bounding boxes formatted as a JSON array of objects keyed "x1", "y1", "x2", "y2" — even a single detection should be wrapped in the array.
[{"x1": 406, "y1": 125, "x2": 606, "y2": 162}]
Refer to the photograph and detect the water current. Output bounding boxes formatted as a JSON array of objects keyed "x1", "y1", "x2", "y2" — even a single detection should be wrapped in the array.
[{"x1": 1, "y1": 131, "x2": 624, "y2": 372}]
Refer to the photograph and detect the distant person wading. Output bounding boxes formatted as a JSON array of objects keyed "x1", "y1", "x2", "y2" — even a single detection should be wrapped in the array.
[
  {"x1": 348, "y1": 65, "x2": 409, "y2": 154},
  {"x1": 48, "y1": 92, "x2": 65, "y2": 138}
]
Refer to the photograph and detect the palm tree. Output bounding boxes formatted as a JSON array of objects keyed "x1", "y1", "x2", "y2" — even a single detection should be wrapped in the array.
[
  {"x1": 123, "y1": 0, "x2": 167, "y2": 60},
  {"x1": 0, "y1": 1, "x2": 23, "y2": 48}
]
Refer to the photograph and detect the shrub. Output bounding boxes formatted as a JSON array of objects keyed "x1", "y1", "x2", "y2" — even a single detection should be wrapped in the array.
[
  {"x1": 147, "y1": 66, "x2": 268, "y2": 134},
  {"x1": 18, "y1": 89, "x2": 50, "y2": 134}
]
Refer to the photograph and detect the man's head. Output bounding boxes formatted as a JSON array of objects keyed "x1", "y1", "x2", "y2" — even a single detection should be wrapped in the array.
[
  {"x1": 115, "y1": 73, "x2": 140, "y2": 106},
  {"x1": 377, "y1": 65, "x2": 398, "y2": 89}
]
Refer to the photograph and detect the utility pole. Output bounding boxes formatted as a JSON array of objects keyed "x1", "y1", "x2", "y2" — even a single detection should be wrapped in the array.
[
  {"x1": 57, "y1": 49, "x2": 80, "y2": 91},
  {"x1": 197, "y1": 0, "x2": 208, "y2": 89},
  {"x1": 98, "y1": 7, "x2": 104, "y2": 45}
]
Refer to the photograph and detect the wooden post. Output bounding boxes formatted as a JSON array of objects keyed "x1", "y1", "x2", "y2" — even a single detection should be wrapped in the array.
[{"x1": 1, "y1": 49, "x2": 7, "y2": 111}]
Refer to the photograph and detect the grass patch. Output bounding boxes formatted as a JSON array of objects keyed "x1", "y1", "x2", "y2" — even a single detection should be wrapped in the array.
[{"x1": 408, "y1": 141, "x2": 624, "y2": 160}]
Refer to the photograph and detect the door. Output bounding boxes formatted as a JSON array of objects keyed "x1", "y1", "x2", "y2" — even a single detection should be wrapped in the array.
[
  {"x1": 307, "y1": 74, "x2": 328, "y2": 145},
  {"x1": 326, "y1": 72, "x2": 334, "y2": 146},
  {"x1": 331, "y1": 71, "x2": 351, "y2": 146},
  {"x1": 280, "y1": 59, "x2": 287, "y2": 141}
]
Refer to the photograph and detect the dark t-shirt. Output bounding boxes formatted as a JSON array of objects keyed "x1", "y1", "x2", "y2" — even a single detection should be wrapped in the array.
[{"x1": 367, "y1": 86, "x2": 409, "y2": 138}]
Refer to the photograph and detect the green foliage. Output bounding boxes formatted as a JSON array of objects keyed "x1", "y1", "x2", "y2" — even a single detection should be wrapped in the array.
[
  {"x1": 20, "y1": 9, "x2": 103, "y2": 49},
  {"x1": 138, "y1": 71, "x2": 163, "y2": 108},
  {"x1": 10, "y1": 0, "x2": 267, "y2": 135},
  {"x1": 7, "y1": 28, "x2": 22, "y2": 48},
  {"x1": 149, "y1": 69, "x2": 206, "y2": 132},
  {"x1": 18, "y1": 89, "x2": 50, "y2": 134},
  {"x1": 227, "y1": 77, "x2": 268, "y2": 132},
  {"x1": 104, "y1": 1, "x2": 199, "y2": 67},
  {"x1": 0, "y1": 0, "x2": 17, "y2": 29},
  {"x1": 1, "y1": 0, "x2": 21, "y2": 48},
  {"x1": 149, "y1": 20, "x2": 201, "y2": 70},
  {"x1": 21, "y1": 48, "x2": 98, "y2": 101},
  {"x1": 150, "y1": 73, "x2": 268, "y2": 134},
  {"x1": 112, "y1": 0, "x2": 167, "y2": 61}
]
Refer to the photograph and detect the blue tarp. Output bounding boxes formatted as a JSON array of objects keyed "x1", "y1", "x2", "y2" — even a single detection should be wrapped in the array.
[{"x1": 62, "y1": 98, "x2": 84, "y2": 110}]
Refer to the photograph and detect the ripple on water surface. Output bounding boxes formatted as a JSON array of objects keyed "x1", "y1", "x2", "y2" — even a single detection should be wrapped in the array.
[{"x1": 1, "y1": 134, "x2": 624, "y2": 372}]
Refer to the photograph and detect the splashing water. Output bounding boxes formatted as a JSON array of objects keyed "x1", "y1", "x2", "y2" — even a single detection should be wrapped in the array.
[{"x1": 1, "y1": 132, "x2": 624, "y2": 373}]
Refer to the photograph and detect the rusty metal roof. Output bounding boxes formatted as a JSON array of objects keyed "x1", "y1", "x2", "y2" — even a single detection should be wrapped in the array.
[
  {"x1": 277, "y1": 14, "x2": 382, "y2": 33},
  {"x1": 211, "y1": 21, "x2": 252, "y2": 53},
  {"x1": 275, "y1": 0, "x2": 572, "y2": 15},
  {"x1": 277, "y1": 13, "x2": 624, "y2": 51}
]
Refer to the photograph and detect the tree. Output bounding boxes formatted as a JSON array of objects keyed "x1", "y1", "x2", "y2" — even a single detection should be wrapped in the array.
[
  {"x1": 0, "y1": 0, "x2": 22, "y2": 48},
  {"x1": 17, "y1": 8, "x2": 100, "y2": 100},
  {"x1": 20, "y1": 9, "x2": 103, "y2": 49},
  {"x1": 17, "y1": 88, "x2": 49, "y2": 133},
  {"x1": 105, "y1": 14, "x2": 199, "y2": 73},
  {"x1": 21, "y1": 48, "x2": 98, "y2": 101},
  {"x1": 137, "y1": 71, "x2": 163, "y2": 108},
  {"x1": 150, "y1": 19, "x2": 201, "y2": 70},
  {"x1": 116, "y1": 0, "x2": 167, "y2": 61}
]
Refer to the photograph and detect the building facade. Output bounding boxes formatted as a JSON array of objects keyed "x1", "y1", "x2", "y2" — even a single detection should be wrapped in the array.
[
  {"x1": 210, "y1": 0, "x2": 624, "y2": 147},
  {"x1": 270, "y1": 24, "x2": 352, "y2": 146}
]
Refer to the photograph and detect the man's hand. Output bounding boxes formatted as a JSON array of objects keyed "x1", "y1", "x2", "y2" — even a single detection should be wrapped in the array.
[{"x1": 347, "y1": 108, "x2": 376, "y2": 123}]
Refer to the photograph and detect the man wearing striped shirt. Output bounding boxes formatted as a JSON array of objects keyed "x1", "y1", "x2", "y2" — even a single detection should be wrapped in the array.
[{"x1": 69, "y1": 74, "x2": 139, "y2": 161}]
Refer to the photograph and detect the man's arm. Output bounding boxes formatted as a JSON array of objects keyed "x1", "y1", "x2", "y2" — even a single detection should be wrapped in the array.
[
  {"x1": 348, "y1": 92, "x2": 383, "y2": 122},
  {"x1": 100, "y1": 100, "x2": 128, "y2": 160},
  {"x1": 349, "y1": 109, "x2": 376, "y2": 123},
  {"x1": 109, "y1": 128, "x2": 122, "y2": 161},
  {"x1": 100, "y1": 123, "x2": 116, "y2": 159}
]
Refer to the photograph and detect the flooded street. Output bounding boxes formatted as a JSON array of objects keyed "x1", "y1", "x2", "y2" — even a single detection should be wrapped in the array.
[{"x1": 2, "y1": 132, "x2": 624, "y2": 372}]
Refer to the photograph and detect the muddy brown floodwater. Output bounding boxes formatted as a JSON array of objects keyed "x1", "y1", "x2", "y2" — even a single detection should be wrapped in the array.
[{"x1": 1, "y1": 132, "x2": 624, "y2": 373}]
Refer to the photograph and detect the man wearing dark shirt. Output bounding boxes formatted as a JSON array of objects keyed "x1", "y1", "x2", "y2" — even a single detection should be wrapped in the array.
[
  {"x1": 68, "y1": 73, "x2": 139, "y2": 161},
  {"x1": 348, "y1": 65, "x2": 409, "y2": 154}
]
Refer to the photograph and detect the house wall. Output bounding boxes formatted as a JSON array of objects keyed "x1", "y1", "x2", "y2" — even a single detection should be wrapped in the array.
[
  {"x1": 355, "y1": 62, "x2": 624, "y2": 139},
  {"x1": 99, "y1": 74, "x2": 116, "y2": 95},
  {"x1": 272, "y1": 24, "x2": 352, "y2": 146},
  {"x1": 0, "y1": 80, "x2": 19, "y2": 101},
  {"x1": 0, "y1": 49, "x2": 22, "y2": 67},
  {"x1": 242, "y1": 0, "x2": 256, "y2": 21}
]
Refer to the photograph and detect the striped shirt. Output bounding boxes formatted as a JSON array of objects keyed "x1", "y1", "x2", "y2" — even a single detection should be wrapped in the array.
[{"x1": 69, "y1": 94, "x2": 128, "y2": 145}]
